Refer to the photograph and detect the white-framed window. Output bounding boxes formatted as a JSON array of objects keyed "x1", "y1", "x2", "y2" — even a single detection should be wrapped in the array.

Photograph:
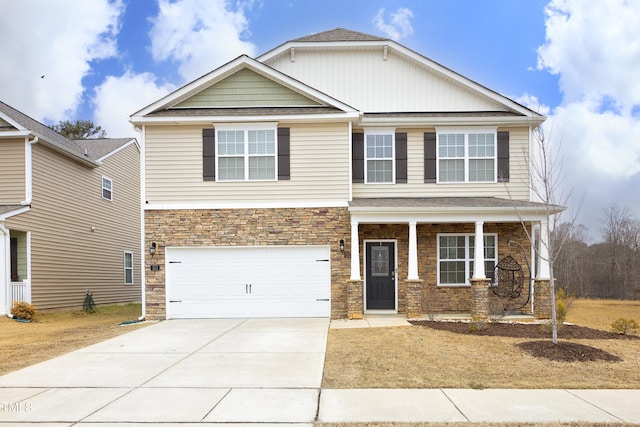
[
  {"x1": 124, "y1": 251, "x2": 133, "y2": 285},
  {"x1": 365, "y1": 131, "x2": 395, "y2": 183},
  {"x1": 216, "y1": 125, "x2": 277, "y2": 181},
  {"x1": 102, "y1": 177, "x2": 113, "y2": 200},
  {"x1": 437, "y1": 233, "x2": 497, "y2": 286},
  {"x1": 437, "y1": 130, "x2": 496, "y2": 183}
]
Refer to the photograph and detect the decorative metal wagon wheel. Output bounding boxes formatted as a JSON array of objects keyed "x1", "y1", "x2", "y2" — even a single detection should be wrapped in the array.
[{"x1": 492, "y1": 255, "x2": 525, "y2": 299}]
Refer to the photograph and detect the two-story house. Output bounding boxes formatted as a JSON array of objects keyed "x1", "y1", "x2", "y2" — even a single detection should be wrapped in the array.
[
  {"x1": 131, "y1": 28, "x2": 556, "y2": 321},
  {"x1": 0, "y1": 101, "x2": 141, "y2": 315}
]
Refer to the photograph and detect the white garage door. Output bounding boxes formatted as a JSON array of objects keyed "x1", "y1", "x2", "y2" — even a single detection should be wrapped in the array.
[{"x1": 165, "y1": 246, "x2": 331, "y2": 319}]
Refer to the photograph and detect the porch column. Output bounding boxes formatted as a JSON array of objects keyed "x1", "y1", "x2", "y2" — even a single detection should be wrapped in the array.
[
  {"x1": 350, "y1": 220, "x2": 361, "y2": 281},
  {"x1": 537, "y1": 217, "x2": 551, "y2": 279},
  {"x1": 472, "y1": 220, "x2": 485, "y2": 279},
  {"x1": 407, "y1": 221, "x2": 419, "y2": 280},
  {"x1": 0, "y1": 222, "x2": 8, "y2": 315}
]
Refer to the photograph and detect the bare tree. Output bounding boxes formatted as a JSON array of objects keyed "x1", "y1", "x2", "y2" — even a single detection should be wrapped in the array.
[{"x1": 600, "y1": 204, "x2": 640, "y2": 298}]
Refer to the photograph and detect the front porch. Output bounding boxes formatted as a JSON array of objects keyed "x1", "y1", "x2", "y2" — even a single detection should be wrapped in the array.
[{"x1": 344, "y1": 198, "x2": 555, "y2": 320}]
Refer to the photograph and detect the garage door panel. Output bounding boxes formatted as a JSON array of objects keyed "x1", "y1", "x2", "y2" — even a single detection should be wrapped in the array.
[{"x1": 166, "y1": 246, "x2": 330, "y2": 319}]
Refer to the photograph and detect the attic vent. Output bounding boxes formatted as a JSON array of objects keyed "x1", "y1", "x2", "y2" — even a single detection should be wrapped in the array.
[
  {"x1": 383, "y1": 45, "x2": 388, "y2": 61},
  {"x1": 290, "y1": 47, "x2": 295, "y2": 62},
  {"x1": 84, "y1": 148, "x2": 88, "y2": 157}
]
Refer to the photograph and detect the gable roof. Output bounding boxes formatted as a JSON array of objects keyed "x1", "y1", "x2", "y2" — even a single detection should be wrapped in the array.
[
  {"x1": 0, "y1": 100, "x2": 136, "y2": 166},
  {"x1": 291, "y1": 27, "x2": 388, "y2": 43},
  {"x1": 130, "y1": 55, "x2": 360, "y2": 123},
  {"x1": 259, "y1": 28, "x2": 544, "y2": 124}
]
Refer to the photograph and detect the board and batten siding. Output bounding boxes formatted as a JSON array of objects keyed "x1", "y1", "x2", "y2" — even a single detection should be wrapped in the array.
[
  {"x1": 144, "y1": 123, "x2": 351, "y2": 205},
  {"x1": 6, "y1": 143, "x2": 141, "y2": 310},
  {"x1": 352, "y1": 127, "x2": 531, "y2": 200},
  {"x1": 0, "y1": 138, "x2": 26, "y2": 204},
  {"x1": 264, "y1": 48, "x2": 505, "y2": 113},
  {"x1": 175, "y1": 68, "x2": 321, "y2": 108}
]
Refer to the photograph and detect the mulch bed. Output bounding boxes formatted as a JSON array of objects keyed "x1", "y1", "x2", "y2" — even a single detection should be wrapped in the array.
[{"x1": 410, "y1": 320, "x2": 636, "y2": 362}]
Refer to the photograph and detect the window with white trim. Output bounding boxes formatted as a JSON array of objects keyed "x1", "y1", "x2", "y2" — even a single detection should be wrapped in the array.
[
  {"x1": 102, "y1": 177, "x2": 112, "y2": 200},
  {"x1": 365, "y1": 132, "x2": 394, "y2": 183},
  {"x1": 124, "y1": 251, "x2": 133, "y2": 285},
  {"x1": 437, "y1": 234, "x2": 497, "y2": 286},
  {"x1": 217, "y1": 127, "x2": 277, "y2": 181},
  {"x1": 437, "y1": 131, "x2": 496, "y2": 183}
]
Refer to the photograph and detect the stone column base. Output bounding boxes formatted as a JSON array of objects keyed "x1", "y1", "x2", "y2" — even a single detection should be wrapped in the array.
[
  {"x1": 534, "y1": 279, "x2": 552, "y2": 319},
  {"x1": 347, "y1": 280, "x2": 364, "y2": 319},
  {"x1": 405, "y1": 279, "x2": 424, "y2": 319},
  {"x1": 470, "y1": 278, "x2": 492, "y2": 320}
]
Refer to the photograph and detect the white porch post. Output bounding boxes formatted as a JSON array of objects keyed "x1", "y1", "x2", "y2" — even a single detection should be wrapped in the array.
[
  {"x1": 350, "y1": 220, "x2": 361, "y2": 281},
  {"x1": 472, "y1": 221, "x2": 485, "y2": 279},
  {"x1": 0, "y1": 222, "x2": 8, "y2": 315},
  {"x1": 537, "y1": 217, "x2": 551, "y2": 279},
  {"x1": 408, "y1": 221, "x2": 419, "y2": 280}
]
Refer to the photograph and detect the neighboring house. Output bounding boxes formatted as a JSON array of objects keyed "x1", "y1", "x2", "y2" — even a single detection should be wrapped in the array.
[
  {"x1": 0, "y1": 101, "x2": 141, "y2": 315},
  {"x1": 131, "y1": 28, "x2": 557, "y2": 321}
]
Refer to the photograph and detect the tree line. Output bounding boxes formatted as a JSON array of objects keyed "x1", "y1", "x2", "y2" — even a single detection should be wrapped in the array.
[{"x1": 552, "y1": 204, "x2": 640, "y2": 300}]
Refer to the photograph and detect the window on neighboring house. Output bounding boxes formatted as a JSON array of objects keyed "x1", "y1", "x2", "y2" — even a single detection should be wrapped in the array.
[
  {"x1": 217, "y1": 127, "x2": 276, "y2": 181},
  {"x1": 437, "y1": 234, "x2": 497, "y2": 286},
  {"x1": 102, "y1": 177, "x2": 113, "y2": 200},
  {"x1": 124, "y1": 251, "x2": 133, "y2": 284},
  {"x1": 437, "y1": 131, "x2": 496, "y2": 183},
  {"x1": 365, "y1": 132, "x2": 394, "y2": 183}
]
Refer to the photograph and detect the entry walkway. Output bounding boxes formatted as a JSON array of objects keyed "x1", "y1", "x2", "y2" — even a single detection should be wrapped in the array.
[{"x1": 0, "y1": 317, "x2": 638, "y2": 425}]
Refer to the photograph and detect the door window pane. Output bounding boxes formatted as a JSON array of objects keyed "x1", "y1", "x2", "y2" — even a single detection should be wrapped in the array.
[{"x1": 371, "y1": 246, "x2": 389, "y2": 277}]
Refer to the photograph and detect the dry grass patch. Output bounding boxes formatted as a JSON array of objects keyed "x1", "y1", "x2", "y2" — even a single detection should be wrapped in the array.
[
  {"x1": 0, "y1": 303, "x2": 149, "y2": 375},
  {"x1": 323, "y1": 299, "x2": 640, "y2": 389},
  {"x1": 565, "y1": 299, "x2": 640, "y2": 331}
]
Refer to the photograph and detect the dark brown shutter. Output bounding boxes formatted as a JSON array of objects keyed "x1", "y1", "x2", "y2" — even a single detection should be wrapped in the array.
[
  {"x1": 352, "y1": 133, "x2": 364, "y2": 183},
  {"x1": 203, "y1": 128, "x2": 215, "y2": 181},
  {"x1": 395, "y1": 132, "x2": 407, "y2": 183},
  {"x1": 278, "y1": 127, "x2": 290, "y2": 180},
  {"x1": 497, "y1": 131, "x2": 510, "y2": 182},
  {"x1": 10, "y1": 238, "x2": 18, "y2": 281},
  {"x1": 424, "y1": 132, "x2": 437, "y2": 183}
]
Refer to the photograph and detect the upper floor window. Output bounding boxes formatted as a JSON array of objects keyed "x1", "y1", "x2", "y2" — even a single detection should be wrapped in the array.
[
  {"x1": 216, "y1": 127, "x2": 277, "y2": 181},
  {"x1": 437, "y1": 130, "x2": 496, "y2": 183},
  {"x1": 102, "y1": 177, "x2": 112, "y2": 200},
  {"x1": 437, "y1": 233, "x2": 497, "y2": 286},
  {"x1": 365, "y1": 132, "x2": 394, "y2": 184}
]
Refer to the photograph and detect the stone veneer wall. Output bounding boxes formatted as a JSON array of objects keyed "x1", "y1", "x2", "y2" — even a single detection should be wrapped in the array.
[{"x1": 145, "y1": 207, "x2": 351, "y2": 320}]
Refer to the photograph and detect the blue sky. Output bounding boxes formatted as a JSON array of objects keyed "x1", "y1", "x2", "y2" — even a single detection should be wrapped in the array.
[{"x1": 1, "y1": 0, "x2": 639, "y2": 239}]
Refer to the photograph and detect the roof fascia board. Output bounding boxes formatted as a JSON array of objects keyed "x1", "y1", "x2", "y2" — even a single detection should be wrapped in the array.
[
  {"x1": 0, "y1": 206, "x2": 30, "y2": 221},
  {"x1": 259, "y1": 39, "x2": 544, "y2": 120},
  {"x1": 132, "y1": 111, "x2": 361, "y2": 125},
  {"x1": 0, "y1": 111, "x2": 28, "y2": 132},
  {"x1": 349, "y1": 208, "x2": 550, "y2": 224},
  {"x1": 131, "y1": 55, "x2": 358, "y2": 120},
  {"x1": 359, "y1": 115, "x2": 545, "y2": 128},
  {"x1": 0, "y1": 130, "x2": 30, "y2": 138},
  {"x1": 96, "y1": 138, "x2": 139, "y2": 162}
]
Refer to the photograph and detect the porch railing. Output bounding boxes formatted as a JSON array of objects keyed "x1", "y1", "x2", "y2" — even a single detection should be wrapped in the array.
[{"x1": 11, "y1": 281, "x2": 31, "y2": 304}]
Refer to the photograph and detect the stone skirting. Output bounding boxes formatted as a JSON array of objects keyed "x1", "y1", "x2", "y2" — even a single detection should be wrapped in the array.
[
  {"x1": 470, "y1": 278, "x2": 492, "y2": 319},
  {"x1": 405, "y1": 279, "x2": 424, "y2": 318},
  {"x1": 534, "y1": 279, "x2": 552, "y2": 319},
  {"x1": 347, "y1": 280, "x2": 364, "y2": 319}
]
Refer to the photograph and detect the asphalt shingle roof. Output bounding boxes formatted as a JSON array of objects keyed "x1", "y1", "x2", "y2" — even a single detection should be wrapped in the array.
[{"x1": 291, "y1": 27, "x2": 389, "y2": 43}]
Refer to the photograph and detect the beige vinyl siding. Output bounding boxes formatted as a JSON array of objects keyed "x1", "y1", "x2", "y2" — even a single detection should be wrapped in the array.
[
  {"x1": 353, "y1": 127, "x2": 531, "y2": 200},
  {"x1": 175, "y1": 68, "x2": 322, "y2": 108},
  {"x1": 0, "y1": 138, "x2": 26, "y2": 203},
  {"x1": 6, "y1": 143, "x2": 141, "y2": 310},
  {"x1": 145, "y1": 123, "x2": 350, "y2": 204},
  {"x1": 265, "y1": 48, "x2": 505, "y2": 113}
]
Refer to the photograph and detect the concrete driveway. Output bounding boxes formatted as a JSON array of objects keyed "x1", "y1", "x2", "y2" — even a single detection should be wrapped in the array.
[{"x1": 0, "y1": 318, "x2": 328, "y2": 425}]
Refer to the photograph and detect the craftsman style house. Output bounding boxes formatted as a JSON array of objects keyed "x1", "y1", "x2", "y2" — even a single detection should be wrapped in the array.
[
  {"x1": 0, "y1": 101, "x2": 141, "y2": 315},
  {"x1": 131, "y1": 28, "x2": 555, "y2": 321}
]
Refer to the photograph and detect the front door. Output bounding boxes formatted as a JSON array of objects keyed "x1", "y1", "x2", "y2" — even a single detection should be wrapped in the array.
[{"x1": 365, "y1": 241, "x2": 396, "y2": 310}]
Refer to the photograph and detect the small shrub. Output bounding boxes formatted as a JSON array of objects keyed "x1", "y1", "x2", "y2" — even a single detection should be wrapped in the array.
[
  {"x1": 11, "y1": 302, "x2": 37, "y2": 321},
  {"x1": 556, "y1": 300, "x2": 568, "y2": 325},
  {"x1": 468, "y1": 319, "x2": 488, "y2": 333},
  {"x1": 610, "y1": 318, "x2": 639, "y2": 335}
]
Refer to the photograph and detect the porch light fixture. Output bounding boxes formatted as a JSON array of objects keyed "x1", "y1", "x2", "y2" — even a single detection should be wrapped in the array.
[
  {"x1": 339, "y1": 239, "x2": 345, "y2": 252},
  {"x1": 150, "y1": 242, "x2": 157, "y2": 256}
]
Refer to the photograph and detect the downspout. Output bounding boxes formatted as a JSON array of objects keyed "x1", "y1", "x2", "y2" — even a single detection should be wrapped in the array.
[
  {"x1": 1, "y1": 221, "x2": 12, "y2": 317},
  {"x1": 22, "y1": 136, "x2": 38, "y2": 206},
  {"x1": 137, "y1": 125, "x2": 146, "y2": 321}
]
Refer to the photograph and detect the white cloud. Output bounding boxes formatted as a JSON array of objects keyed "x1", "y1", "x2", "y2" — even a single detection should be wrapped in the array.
[
  {"x1": 514, "y1": 93, "x2": 551, "y2": 116},
  {"x1": 537, "y1": 0, "x2": 640, "y2": 180},
  {"x1": 149, "y1": 0, "x2": 257, "y2": 83},
  {"x1": 0, "y1": 0, "x2": 124, "y2": 123},
  {"x1": 93, "y1": 72, "x2": 175, "y2": 137},
  {"x1": 373, "y1": 7, "x2": 414, "y2": 41}
]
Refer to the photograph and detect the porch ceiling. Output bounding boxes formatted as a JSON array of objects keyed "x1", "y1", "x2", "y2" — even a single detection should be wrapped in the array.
[{"x1": 348, "y1": 197, "x2": 562, "y2": 223}]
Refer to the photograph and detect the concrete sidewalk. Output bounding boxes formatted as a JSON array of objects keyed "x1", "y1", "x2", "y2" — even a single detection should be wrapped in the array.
[{"x1": 0, "y1": 317, "x2": 638, "y2": 425}]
